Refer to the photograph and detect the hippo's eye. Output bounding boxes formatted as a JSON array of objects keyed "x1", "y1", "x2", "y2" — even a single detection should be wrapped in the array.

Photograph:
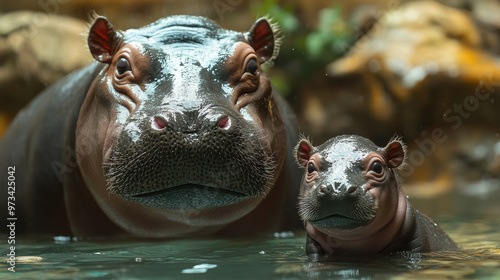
[
  {"x1": 369, "y1": 161, "x2": 383, "y2": 174},
  {"x1": 116, "y1": 57, "x2": 131, "y2": 75},
  {"x1": 307, "y1": 163, "x2": 316, "y2": 174},
  {"x1": 245, "y1": 58, "x2": 258, "y2": 75}
]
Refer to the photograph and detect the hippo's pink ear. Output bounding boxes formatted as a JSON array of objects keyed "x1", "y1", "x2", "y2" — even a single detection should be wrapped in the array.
[
  {"x1": 88, "y1": 16, "x2": 122, "y2": 63},
  {"x1": 247, "y1": 18, "x2": 277, "y2": 64},
  {"x1": 384, "y1": 141, "x2": 405, "y2": 169},
  {"x1": 295, "y1": 140, "x2": 314, "y2": 167}
]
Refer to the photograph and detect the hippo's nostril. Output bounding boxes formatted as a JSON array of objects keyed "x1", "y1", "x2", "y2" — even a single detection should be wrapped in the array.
[
  {"x1": 318, "y1": 184, "x2": 333, "y2": 195},
  {"x1": 218, "y1": 116, "x2": 231, "y2": 130},
  {"x1": 153, "y1": 116, "x2": 167, "y2": 130},
  {"x1": 347, "y1": 186, "x2": 357, "y2": 194}
]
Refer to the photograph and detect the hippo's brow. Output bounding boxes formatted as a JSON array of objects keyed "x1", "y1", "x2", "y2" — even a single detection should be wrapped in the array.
[
  {"x1": 157, "y1": 28, "x2": 209, "y2": 44},
  {"x1": 127, "y1": 26, "x2": 225, "y2": 46}
]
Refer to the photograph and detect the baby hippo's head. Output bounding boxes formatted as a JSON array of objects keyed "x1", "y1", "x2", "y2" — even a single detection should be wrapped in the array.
[{"x1": 295, "y1": 135, "x2": 406, "y2": 236}]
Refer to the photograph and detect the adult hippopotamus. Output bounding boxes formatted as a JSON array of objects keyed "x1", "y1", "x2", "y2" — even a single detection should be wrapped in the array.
[
  {"x1": 0, "y1": 15, "x2": 300, "y2": 238},
  {"x1": 295, "y1": 135, "x2": 457, "y2": 261}
]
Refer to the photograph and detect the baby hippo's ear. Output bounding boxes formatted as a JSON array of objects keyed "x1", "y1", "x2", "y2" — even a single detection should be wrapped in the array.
[
  {"x1": 295, "y1": 140, "x2": 314, "y2": 167},
  {"x1": 384, "y1": 140, "x2": 406, "y2": 169}
]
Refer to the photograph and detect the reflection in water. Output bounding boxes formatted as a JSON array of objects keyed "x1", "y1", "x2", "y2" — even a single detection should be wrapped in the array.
[{"x1": 280, "y1": 248, "x2": 500, "y2": 280}]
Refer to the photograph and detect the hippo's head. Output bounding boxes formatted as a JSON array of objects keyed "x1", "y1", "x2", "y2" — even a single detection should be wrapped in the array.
[
  {"x1": 75, "y1": 15, "x2": 287, "y2": 236},
  {"x1": 295, "y1": 135, "x2": 405, "y2": 234}
]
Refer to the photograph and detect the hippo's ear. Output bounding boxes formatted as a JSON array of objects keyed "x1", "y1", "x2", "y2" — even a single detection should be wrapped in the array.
[
  {"x1": 295, "y1": 140, "x2": 314, "y2": 167},
  {"x1": 247, "y1": 18, "x2": 279, "y2": 64},
  {"x1": 88, "y1": 16, "x2": 123, "y2": 63},
  {"x1": 384, "y1": 141, "x2": 406, "y2": 169}
]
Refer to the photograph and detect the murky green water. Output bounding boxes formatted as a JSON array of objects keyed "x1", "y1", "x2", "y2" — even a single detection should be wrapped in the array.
[{"x1": 1, "y1": 191, "x2": 499, "y2": 280}]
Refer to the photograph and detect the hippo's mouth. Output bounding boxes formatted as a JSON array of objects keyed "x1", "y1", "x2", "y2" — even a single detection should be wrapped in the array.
[
  {"x1": 309, "y1": 214, "x2": 370, "y2": 230},
  {"x1": 125, "y1": 184, "x2": 249, "y2": 210}
]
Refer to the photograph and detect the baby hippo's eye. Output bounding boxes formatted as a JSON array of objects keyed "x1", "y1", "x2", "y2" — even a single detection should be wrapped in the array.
[
  {"x1": 369, "y1": 161, "x2": 383, "y2": 174},
  {"x1": 307, "y1": 163, "x2": 316, "y2": 174}
]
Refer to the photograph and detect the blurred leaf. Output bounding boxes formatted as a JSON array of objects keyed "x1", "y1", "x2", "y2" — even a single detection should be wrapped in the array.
[
  {"x1": 306, "y1": 32, "x2": 325, "y2": 58},
  {"x1": 250, "y1": 1, "x2": 356, "y2": 99},
  {"x1": 251, "y1": 0, "x2": 299, "y2": 34}
]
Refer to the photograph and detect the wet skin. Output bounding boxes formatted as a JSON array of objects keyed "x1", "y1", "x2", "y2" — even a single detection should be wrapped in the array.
[
  {"x1": 295, "y1": 135, "x2": 457, "y2": 261},
  {"x1": 0, "y1": 15, "x2": 301, "y2": 238}
]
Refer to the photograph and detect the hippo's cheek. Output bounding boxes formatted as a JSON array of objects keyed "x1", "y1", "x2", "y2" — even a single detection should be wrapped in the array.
[
  {"x1": 365, "y1": 184, "x2": 400, "y2": 232},
  {"x1": 239, "y1": 106, "x2": 272, "y2": 155}
]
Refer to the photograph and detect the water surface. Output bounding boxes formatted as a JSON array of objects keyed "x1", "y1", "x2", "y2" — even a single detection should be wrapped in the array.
[{"x1": 1, "y1": 192, "x2": 499, "y2": 280}]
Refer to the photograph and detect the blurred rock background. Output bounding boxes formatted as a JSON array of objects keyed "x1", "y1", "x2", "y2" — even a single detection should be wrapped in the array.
[{"x1": 1, "y1": 0, "x2": 500, "y2": 218}]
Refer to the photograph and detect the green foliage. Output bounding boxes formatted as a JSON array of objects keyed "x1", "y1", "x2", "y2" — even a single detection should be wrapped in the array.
[
  {"x1": 306, "y1": 6, "x2": 352, "y2": 60},
  {"x1": 252, "y1": 0, "x2": 353, "y2": 61},
  {"x1": 252, "y1": 0, "x2": 299, "y2": 33},
  {"x1": 250, "y1": 0, "x2": 354, "y2": 98}
]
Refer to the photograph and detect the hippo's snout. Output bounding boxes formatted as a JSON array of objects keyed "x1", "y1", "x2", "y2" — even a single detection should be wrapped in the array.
[
  {"x1": 309, "y1": 181, "x2": 373, "y2": 229},
  {"x1": 151, "y1": 104, "x2": 233, "y2": 133},
  {"x1": 104, "y1": 99, "x2": 276, "y2": 210},
  {"x1": 317, "y1": 182, "x2": 358, "y2": 196}
]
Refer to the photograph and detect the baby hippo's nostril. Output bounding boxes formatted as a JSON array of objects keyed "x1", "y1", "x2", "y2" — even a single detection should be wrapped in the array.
[
  {"x1": 347, "y1": 186, "x2": 357, "y2": 194},
  {"x1": 218, "y1": 116, "x2": 231, "y2": 130},
  {"x1": 153, "y1": 116, "x2": 167, "y2": 130},
  {"x1": 318, "y1": 184, "x2": 333, "y2": 196}
]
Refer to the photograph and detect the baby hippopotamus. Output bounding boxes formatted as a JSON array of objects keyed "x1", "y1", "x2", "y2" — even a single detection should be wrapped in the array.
[{"x1": 295, "y1": 135, "x2": 457, "y2": 261}]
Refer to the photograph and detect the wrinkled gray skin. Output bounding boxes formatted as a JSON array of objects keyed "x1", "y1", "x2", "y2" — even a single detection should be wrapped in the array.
[
  {"x1": 0, "y1": 15, "x2": 301, "y2": 238},
  {"x1": 295, "y1": 135, "x2": 457, "y2": 261}
]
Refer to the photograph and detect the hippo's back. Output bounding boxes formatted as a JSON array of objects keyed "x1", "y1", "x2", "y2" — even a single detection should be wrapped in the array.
[
  {"x1": 0, "y1": 63, "x2": 102, "y2": 235},
  {"x1": 412, "y1": 209, "x2": 458, "y2": 252}
]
